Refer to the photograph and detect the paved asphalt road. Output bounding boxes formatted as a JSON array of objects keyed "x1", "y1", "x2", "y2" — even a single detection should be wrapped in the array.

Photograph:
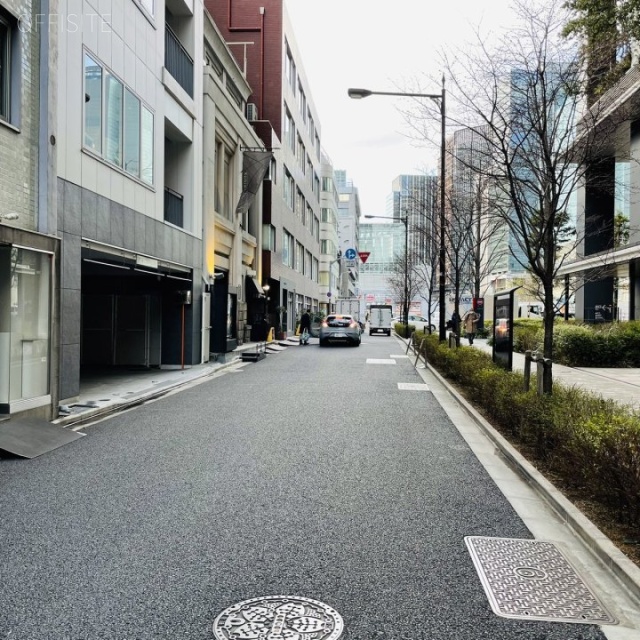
[{"x1": 0, "y1": 335, "x2": 610, "y2": 639}]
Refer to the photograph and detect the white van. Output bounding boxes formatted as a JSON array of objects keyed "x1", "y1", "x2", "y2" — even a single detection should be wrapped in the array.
[{"x1": 369, "y1": 305, "x2": 393, "y2": 336}]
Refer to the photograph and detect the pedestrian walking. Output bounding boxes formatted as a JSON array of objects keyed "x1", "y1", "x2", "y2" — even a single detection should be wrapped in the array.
[
  {"x1": 448, "y1": 311, "x2": 461, "y2": 334},
  {"x1": 462, "y1": 308, "x2": 480, "y2": 345},
  {"x1": 299, "y1": 309, "x2": 312, "y2": 345}
]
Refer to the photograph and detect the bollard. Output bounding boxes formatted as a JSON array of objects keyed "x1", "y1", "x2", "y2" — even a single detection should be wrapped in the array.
[
  {"x1": 524, "y1": 350, "x2": 532, "y2": 391},
  {"x1": 536, "y1": 358, "x2": 545, "y2": 395}
]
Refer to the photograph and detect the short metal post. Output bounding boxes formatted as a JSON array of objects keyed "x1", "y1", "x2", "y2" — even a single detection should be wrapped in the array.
[
  {"x1": 536, "y1": 357, "x2": 545, "y2": 396},
  {"x1": 524, "y1": 350, "x2": 532, "y2": 391}
]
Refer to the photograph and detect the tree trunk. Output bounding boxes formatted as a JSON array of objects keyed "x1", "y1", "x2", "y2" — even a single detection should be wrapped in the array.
[{"x1": 542, "y1": 284, "x2": 555, "y2": 394}]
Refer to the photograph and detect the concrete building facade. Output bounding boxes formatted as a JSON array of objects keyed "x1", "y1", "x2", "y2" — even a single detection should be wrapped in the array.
[
  {"x1": 56, "y1": 0, "x2": 205, "y2": 404},
  {"x1": 0, "y1": 0, "x2": 59, "y2": 419},
  {"x1": 204, "y1": 0, "x2": 323, "y2": 336}
]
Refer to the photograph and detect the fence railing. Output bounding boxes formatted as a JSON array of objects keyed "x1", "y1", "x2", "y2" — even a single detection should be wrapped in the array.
[
  {"x1": 164, "y1": 187, "x2": 184, "y2": 228},
  {"x1": 165, "y1": 25, "x2": 194, "y2": 98}
]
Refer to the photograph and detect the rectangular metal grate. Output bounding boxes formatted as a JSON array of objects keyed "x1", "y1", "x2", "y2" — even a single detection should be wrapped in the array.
[{"x1": 465, "y1": 536, "x2": 617, "y2": 625}]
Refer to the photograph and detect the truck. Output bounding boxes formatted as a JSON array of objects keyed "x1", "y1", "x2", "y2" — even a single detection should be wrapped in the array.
[
  {"x1": 368, "y1": 304, "x2": 393, "y2": 336},
  {"x1": 335, "y1": 297, "x2": 362, "y2": 323}
]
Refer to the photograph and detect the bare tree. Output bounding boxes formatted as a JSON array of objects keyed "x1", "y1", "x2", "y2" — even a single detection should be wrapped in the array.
[
  {"x1": 386, "y1": 247, "x2": 421, "y2": 327},
  {"x1": 409, "y1": 0, "x2": 623, "y2": 393}
]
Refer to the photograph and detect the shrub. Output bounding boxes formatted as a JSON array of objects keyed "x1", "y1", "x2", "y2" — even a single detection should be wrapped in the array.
[{"x1": 418, "y1": 335, "x2": 640, "y2": 527}]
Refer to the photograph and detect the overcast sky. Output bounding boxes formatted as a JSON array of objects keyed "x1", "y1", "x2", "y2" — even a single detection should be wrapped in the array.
[{"x1": 284, "y1": 0, "x2": 519, "y2": 216}]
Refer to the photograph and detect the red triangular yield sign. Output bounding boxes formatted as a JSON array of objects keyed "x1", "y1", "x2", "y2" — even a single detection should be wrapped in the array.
[{"x1": 358, "y1": 252, "x2": 371, "y2": 264}]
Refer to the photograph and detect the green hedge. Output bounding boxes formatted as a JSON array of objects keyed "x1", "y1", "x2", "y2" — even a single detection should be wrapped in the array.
[
  {"x1": 415, "y1": 333, "x2": 640, "y2": 527},
  {"x1": 484, "y1": 319, "x2": 640, "y2": 367}
]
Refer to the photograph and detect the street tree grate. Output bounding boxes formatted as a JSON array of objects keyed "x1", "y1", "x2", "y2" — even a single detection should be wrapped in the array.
[
  {"x1": 464, "y1": 536, "x2": 617, "y2": 625},
  {"x1": 213, "y1": 595, "x2": 344, "y2": 639}
]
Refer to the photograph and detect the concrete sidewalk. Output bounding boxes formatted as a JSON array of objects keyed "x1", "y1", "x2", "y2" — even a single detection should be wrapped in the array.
[
  {"x1": 469, "y1": 338, "x2": 640, "y2": 409},
  {"x1": 53, "y1": 337, "x2": 302, "y2": 428}
]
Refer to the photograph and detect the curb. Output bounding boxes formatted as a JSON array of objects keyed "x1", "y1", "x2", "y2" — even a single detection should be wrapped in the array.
[{"x1": 409, "y1": 341, "x2": 640, "y2": 605}]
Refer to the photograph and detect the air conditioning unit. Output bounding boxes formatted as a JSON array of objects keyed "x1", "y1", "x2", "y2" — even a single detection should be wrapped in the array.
[{"x1": 246, "y1": 103, "x2": 258, "y2": 121}]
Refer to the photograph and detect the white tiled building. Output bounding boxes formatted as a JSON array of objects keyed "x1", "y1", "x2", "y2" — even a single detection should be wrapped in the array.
[{"x1": 56, "y1": 0, "x2": 206, "y2": 404}]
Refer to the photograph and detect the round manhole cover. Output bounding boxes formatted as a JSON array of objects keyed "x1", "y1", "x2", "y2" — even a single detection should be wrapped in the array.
[{"x1": 213, "y1": 595, "x2": 344, "y2": 639}]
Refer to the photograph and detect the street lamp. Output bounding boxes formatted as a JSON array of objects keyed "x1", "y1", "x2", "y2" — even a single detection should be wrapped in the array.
[
  {"x1": 365, "y1": 214, "x2": 409, "y2": 326},
  {"x1": 349, "y1": 79, "x2": 447, "y2": 340}
]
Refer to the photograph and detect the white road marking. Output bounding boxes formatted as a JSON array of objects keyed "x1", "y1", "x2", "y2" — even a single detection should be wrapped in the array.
[
  {"x1": 366, "y1": 358, "x2": 397, "y2": 364},
  {"x1": 398, "y1": 382, "x2": 430, "y2": 391}
]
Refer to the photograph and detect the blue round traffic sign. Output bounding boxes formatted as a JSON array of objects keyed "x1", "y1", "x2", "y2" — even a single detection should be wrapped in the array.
[{"x1": 344, "y1": 248, "x2": 357, "y2": 260}]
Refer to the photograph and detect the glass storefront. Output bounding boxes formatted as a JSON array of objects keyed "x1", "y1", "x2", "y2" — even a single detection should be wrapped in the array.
[{"x1": 0, "y1": 246, "x2": 52, "y2": 408}]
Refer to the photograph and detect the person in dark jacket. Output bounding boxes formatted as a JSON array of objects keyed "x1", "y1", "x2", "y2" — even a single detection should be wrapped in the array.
[{"x1": 299, "y1": 309, "x2": 312, "y2": 345}]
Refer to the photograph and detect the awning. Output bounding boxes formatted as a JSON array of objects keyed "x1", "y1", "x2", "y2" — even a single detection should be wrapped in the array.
[{"x1": 246, "y1": 276, "x2": 264, "y2": 296}]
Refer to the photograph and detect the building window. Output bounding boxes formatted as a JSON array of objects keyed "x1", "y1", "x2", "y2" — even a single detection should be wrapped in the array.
[
  {"x1": 104, "y1": 72, "x2": 123, "y2": 166},
  {"x1": 283, "y1": 230, "x2": 294, "y2": 267},
  {"x1": 298, "y1": 83, "x2": 306, "y2": 120},
  {"x1": 295, "y1": 241, "x2": 304, "y2": 272},
  {"x1": 296, "y1": 188, "x2": 304, "y2": 220},
  {"x1": 140, "y1": 106, "x2": 154, "y2": 184},
  {"x1": 134, "y1": 0, "x2": 154, "y2": 16},
  {"x1": 0, "y1": 9, "x2": 15, "y2": 123},
  {"x1": 263, "y1": 224, "x2": 276, "y2": 251},
  {"x1": 84, "y1": 54, "x2": 102, "y2": 152},
  {"x1": 215, "y1": 140, "x2": 234, "y2": 220},
  {"x1": 322, "y1": 176, "x2": 333, "y2": 192},
  {"x1": 284, "y1": 169, "x2": 295, "y2": 211},
  {"x1": 284, "y1": 108, "x2": 295, "y2": 150},
  {"x1": 83, "y1": 52, "x2": 154, "y2": 185},
  {"x1": 285, "y1": 45, "x2": 296, "y2": 92},
  {"x1": 123, "y1": 89, "x2": 140, "y2": 175}
]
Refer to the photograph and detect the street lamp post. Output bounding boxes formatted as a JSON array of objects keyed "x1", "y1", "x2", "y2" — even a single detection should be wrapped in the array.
[
  {"x1": 349, "y1": 79, "x2": 447, "y2": 340},
  {"x1": 365, "y1": 215, "x2": 409, "y2": 326}
]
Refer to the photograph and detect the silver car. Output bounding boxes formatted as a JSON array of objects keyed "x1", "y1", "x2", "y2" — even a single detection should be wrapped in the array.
[{"x1": 319, "y1": 314, "x2": 361, "y2": 347}]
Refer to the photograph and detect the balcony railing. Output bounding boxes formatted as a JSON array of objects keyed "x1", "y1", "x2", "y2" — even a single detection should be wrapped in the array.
[
  {"x1": 164, "y1": 187, "x2": 184, "y2": 228},
  {"x1": 165, "y1": 25, "x2": 194, "y2": 98}
]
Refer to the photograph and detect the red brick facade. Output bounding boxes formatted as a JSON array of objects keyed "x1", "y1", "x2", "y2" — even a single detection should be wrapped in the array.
[{"x1": 204, "y1": 0, "x2": 284, "y2": 141}]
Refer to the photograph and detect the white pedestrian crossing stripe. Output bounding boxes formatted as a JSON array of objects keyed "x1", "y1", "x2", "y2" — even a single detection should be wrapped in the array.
[{"x1": 398, "y1": 383, "x2": 430, "y2": 391}]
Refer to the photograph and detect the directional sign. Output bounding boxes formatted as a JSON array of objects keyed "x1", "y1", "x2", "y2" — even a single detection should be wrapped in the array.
[
  {"x1": 344, "y1": 248, "x2": 357, "y2": 260},
  {"x1": 358, "y1": 251, "x2": 371, "y2": 264}
]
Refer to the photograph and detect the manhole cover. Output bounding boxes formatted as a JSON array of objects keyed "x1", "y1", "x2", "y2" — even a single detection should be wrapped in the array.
[
  {"x1": 465, "y1": 536, "x2": 617, "y2": 625},
  {"x1": 213, "y1": 595, "x2": 344, "y2": 639}
]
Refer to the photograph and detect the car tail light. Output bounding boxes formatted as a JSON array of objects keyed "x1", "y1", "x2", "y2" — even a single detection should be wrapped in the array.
[
  {"x1": 321, "y1": 321, "x2": 328, "y2": 327},
  {"x1": 349, "y1": 321, "x2": 358, "y2": 328}
]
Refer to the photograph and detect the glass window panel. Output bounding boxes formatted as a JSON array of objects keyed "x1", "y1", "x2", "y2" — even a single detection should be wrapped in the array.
[
  {"x1": 104, "y1": 72, "x2": 123, "y2": 166},
  {"x1": 124, "y1": 89, "x2": 140, "y2": 177},
  {"x1": 0, "y1": 17, "x2": 10, "y2": 121},
  {"x1": 140, "y1": 0, "x2": 154, "y2": 15},
  {"x1": 140, "y1": 106, "x2": 154, "y2": 184},
  {"x1": 84, "y1": 53, "x2": 102, "y2": 152},
  {"x1": 6, "y1": 248, "x2": 51, "y2": 401}
]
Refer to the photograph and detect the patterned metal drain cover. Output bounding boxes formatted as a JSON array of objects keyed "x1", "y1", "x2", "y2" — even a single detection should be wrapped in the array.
[
  {"x1": 465, "y1": 536, "x2": 617, "y2": 625},
  {"x1": 213, "y1": 595, "x2": 344, "y2": 639}
]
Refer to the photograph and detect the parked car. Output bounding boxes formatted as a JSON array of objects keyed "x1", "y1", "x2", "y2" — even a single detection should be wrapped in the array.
[
  {"x1": 391, "y1": 314, "x2": 436, "y2": 333},
  {"x1": 319, "y1": 314, "x2": 361, "y2": 347}
]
